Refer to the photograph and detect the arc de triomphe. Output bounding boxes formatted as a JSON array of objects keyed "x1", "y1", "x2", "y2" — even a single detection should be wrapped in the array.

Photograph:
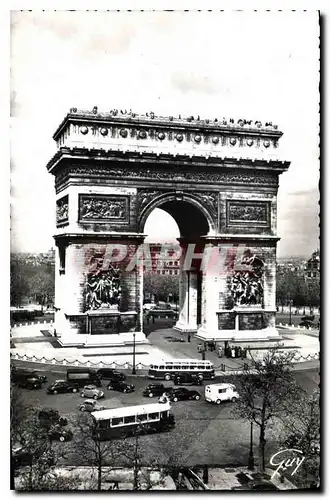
[{"x1": 46, "y1": 108, "x2": 289, "y2": 347}]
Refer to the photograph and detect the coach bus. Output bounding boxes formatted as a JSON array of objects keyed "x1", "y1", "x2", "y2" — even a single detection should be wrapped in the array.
[
  {"x1": 148, "y1": 359, "x2": 215, "y2": 381},
  {"x1": 91, "y1": 402, "x2": 175, "y2": 440}
]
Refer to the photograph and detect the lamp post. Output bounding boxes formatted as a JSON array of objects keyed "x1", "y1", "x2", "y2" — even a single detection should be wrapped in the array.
[
  {"x1": 289, "y1": 299, "x2": 293, "y2": 325},
  {"x1": 248, "y1": 421, "x2": 255, "y2": 470},
  {"x1": 132, "y1": 332, "x2": 136, "y2": 375}
]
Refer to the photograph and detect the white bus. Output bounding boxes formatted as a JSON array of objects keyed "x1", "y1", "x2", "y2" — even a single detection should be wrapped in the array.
[
  {"x1": 205, "y1": 383, "x2": 239, "y2": 405},
  {"x1": 148, "y1": 359, "x2": 215, "y2": 381},
  {"x1": 91, "y1": 401, "x2": 175, "y2": 440}
]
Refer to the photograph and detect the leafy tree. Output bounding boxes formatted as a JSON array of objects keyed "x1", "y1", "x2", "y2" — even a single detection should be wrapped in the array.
[
  {"x1": 281, "y1": 389, "x2": 320, "y2": 488},
  {"x1": 231, "y1": 348, "x2": 304, "y2": 474},
  {"x1": 12, "y1": 411, "x2": 60, "y2": 491},
  {"x1": 10, "y1": 259, "x2": 55, "y2": 308},
  {"x1": 144, "y1": 274, "x2": 179, "y2": 303},
  {"x1": 10, "y1": 383, "x2": 29, "y2": 443},
  {"x1": 10, "y1": 261, "x2": 30, "y2": 307},
  {"x1": 70, "y1": 413, "x2": 122, "y2": 491},
  {"x1": 120, "y1": 429, "x2": 178, "y2": 490},
  {"x1": 28, "y1": 265, "x2": 55, "y2": 309}
]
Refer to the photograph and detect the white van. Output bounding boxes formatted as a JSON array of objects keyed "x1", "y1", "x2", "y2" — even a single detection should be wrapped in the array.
[{"x1": 205, "y1": 383, "x2": 239, "y2": 404}]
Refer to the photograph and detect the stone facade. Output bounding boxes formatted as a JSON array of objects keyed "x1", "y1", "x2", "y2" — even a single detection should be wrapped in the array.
[{"x1": 46, "y1": 108, "x2": 289, "y2": 346}]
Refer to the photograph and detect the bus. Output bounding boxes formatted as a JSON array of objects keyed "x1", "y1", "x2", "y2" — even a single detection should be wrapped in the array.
[
  {"x1": 148, "y1": 359, "x2": 215, "y2": 381},
  {"x1": 91, "y1": 402, "x2": 175, "y2": 440}
]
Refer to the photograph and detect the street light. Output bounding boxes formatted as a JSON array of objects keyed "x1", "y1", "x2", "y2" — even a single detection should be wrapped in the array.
[
  {"x1": 248, "y1": 421, "x2": 255, "y2": 470},
  {"x1": 132, "y1": 332, "x2": 136, "y2": 375},
  {"x1": 289, "y1": 299, "x2": 293, "y2": 325}
]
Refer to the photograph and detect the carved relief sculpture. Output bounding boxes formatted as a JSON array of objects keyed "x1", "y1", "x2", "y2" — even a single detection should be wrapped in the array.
[
  {"x1": 228, "y1": 201, "x2": 269, "y2": 224},
  {"x1": 79, "y1": 195, "x2": 128, "y2": 221},
  {"x1": 84, "y1": 264, "x2": 122, "y2": 311},
  {"x1": 229, "y1": 253, "x2": 264, "y2": 306},
  {"x1": 56, "y1": 196, "x2": 69, "y2": 224}
]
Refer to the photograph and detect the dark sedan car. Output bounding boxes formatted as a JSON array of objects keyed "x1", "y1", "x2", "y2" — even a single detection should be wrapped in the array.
[
  {"x1": 173, "y1": 373, "x2": 203, "y2": 386},
  {"x1": 143, "y1": 383, "x2": 168, "y2": 398},
  {"x1": 96, "y1": 368, "x2": 126, "y2": 381},
  {"x1": 166, "y1": 387, "x2": 201, "y2": 402},
  {"x1": 107, "y1": 380, "x2": 135, "y2": 393},
  {"x1": 11, "y1": 368, "x2": 47, "y2": 385},
  {"x1": 14, "y1": 376, "x2": 42, "y2": 390},
  {"x1": 38, "y1": 408, "x2": 68, "y2": 428},
  {"x1": 47, "y1": 380, "x2": 79, "y2": 395},
  {"x1": 48, "y1": 425, "x2": 73, "y2": 442},
  {"x1": 12, "y1": 447, "x2": 33, "y2": 469}
]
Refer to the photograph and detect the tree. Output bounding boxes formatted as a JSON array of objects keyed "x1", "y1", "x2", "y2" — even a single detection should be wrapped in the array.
[
  {"x1": 28, "y1": 265, "x2": 55, "y2": 310},
  {"x1": 13, "y1": 410, "x2": 60, "y2": 491},
  {"x1": 70, "y1": 412, "x2": 122, "y2": 490},
  {"x1": 231, "y1": 348, "x2": 304, "y2": 474},
  {"x1": 120, "y1": 429, "x2": 178, "y2": 490},
  {"x1": 144, "y1": 274, "x2": 179, "y2": 303},
  {"x1": 10, "y1": 383, "x2": 29, "y2": 443},
  {"x1": 10, "y1": 383, "x2": 30, "y2": 489},
  {"x1": 10, "y1": 261, "x2": 30, "y2": 307},
  {"x1": 281, "y1": 389, "x2": 320, "y2": 488}
]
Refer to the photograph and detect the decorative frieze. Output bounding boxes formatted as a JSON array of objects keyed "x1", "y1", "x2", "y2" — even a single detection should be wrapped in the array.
[
  {"x1": 56, "y1": 165, "x2": 278, "y2": 191},
  {"x1": 227, "y1": 200, "x2": 270, "y2": 225},
  {"x1": 137, "y1": 189, "x2": 164, "y2": 212},
  {"x1": 56, "y1": 195, "x2": 69, "y2": 225},
  {"x1": 79, "y1": 194, "x2": 129, "y2": 223}
]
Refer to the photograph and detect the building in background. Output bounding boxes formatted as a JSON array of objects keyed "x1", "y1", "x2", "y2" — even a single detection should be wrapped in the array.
[
  {"x1": 145, "y1": 243, "x2": 180, "y2": 276},
  {"x1": 305, "y1": 249, "x2": 320, "y2": 280}
]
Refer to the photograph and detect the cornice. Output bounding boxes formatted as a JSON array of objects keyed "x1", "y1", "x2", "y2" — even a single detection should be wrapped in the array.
[
  {"x1": 47, "y1": 147, "x2": 290, "y2": 174},
  {"x1": 53, "y1": 107, "x2": 283, "y2": 141}
]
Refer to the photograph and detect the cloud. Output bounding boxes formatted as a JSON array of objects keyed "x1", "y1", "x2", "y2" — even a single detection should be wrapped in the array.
[
  {"x1": 171, "y1": 70, "x2": 217, "y2": 94},
  {"x1": 277, "y1": 188, "x2": 319, "y2": 257}
]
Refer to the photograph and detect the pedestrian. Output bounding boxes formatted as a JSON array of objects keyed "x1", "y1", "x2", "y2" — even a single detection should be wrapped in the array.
[
  {"x1": 238, "y1": 346, "x2": 242, "y2": 358},
  {"x1": 235, "y1": 346, "x2": 239, "y2": 358},
  {"x1": 188, "y1": 333, "x2": 191, "y2": 343},
  {"x1": 218, "y1": 346, "x2": 223, "y2": 358},
  {"x1": 231, "y1": 347, "x2": 236, "y2": 358}
]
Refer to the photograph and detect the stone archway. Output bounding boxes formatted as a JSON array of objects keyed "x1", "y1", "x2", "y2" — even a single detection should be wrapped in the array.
[
  {"x1": 140, "y1": 193, "x2": 213, "y2": 334},
  {"x1": 46, "y1": 107, "x2": 290, "y2": 346}
]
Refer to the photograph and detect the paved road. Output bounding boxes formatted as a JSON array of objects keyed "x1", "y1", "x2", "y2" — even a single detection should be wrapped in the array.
[{"x1": 14, "y1": 364, "x2": 319, "y2": 467}]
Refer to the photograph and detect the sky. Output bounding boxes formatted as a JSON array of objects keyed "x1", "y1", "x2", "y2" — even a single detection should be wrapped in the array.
[{"x1": 10, "y1": 10, "x2": 320, "y2": 258}]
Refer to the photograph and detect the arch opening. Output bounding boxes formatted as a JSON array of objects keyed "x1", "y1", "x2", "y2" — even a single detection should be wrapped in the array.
[{"x1": 142, "y1": 198, "x2": 210, "y2": 333}]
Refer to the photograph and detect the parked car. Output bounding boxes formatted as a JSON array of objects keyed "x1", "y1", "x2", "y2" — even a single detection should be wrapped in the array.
[
  {"x1": 143, "y1": 303, "x2": 155, "y2": 312},
  {"x1": 173, "y1": 373, "x2": 203, "y2": 386},
  {"x1": 80, "y1": 385, "x2": 104, "y2": 400},
  {"x1": 11, "y1": 367, "x2": 47, "y2": 389},
  {"x1": 11, "y1": 367, "x2": 47, "y2": 384},
  {"x1": 12, "y1": 447, "x2": 33, "y2": 468},
  {"x1": 96, "y1": 368, "x2": 126, "y2": 381},
  {"x1": 78, "y1": 399, "x2": 106, "y2": 412},
  {"x1": 299, "y1": 319, "x2": 318, "y2": 328},
  {"x1": 12, "y1": 445, "x2": 56, "y2": 470},
  {"x1": 142, "y1": 383, "x2": 168, "y2": 398},
  {"x1": 46, "y1": 380, "x2": 79, "y2": 395},
  {"x1": 165, "y1": 387, "x2": 201, "y2": 402},
  {"x1": 14, "y1": 376, "x2": 42, "y2": 390},
  {"x1": 205, "y1": 383, "x2": 239, "y2": 404},
  {"x1": 146, "y1": 303, "x2": 177, "y2": 320},
  {"x1": 107, "y1": 380, "x2": 135, "y2": 393},
  {"x1": 38, "y1": 407, "x2": 68, "y2": 427},
  {"x1": 48, "y1": 425, "x2": 73, "y2": 442}
]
